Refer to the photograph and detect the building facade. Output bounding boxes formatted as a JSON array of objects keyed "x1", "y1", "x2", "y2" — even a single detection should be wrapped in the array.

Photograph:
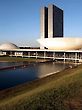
[
  {"x1": 40, "y1": 7, "x2": 48, "y2": 49},
  {"x1": 48, "y1": 4, "x2": 63, "y2": 38},
  {"x1": 40, "y1": 4, "x2": 63, "y2": 49},
  {"x1": 40, "y1": 7, "x2": 48, "y2": 39}
]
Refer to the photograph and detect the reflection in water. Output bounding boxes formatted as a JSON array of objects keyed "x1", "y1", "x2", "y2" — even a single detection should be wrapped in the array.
[
  {"x1": 0, "y1": 62, "x2": 24, "y2": 67},
  {"x1": 37, "y1": 62, "x2": 67, "y2": 78},
  {"x1": 0, "y1": 62, "x2": 70, "y2": 90}
]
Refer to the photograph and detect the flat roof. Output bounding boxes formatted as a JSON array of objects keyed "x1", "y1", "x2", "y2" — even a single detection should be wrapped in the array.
[{"x1": 0, "y1": 49, "x2": 82, "y2": 53}]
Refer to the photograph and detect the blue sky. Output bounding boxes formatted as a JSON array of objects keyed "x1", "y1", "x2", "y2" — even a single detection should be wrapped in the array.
[{"x1": 0, "y1": 0, "x2": 82, "y2": 47}]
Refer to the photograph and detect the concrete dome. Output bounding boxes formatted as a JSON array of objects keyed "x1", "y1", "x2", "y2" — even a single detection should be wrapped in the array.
[
  {"x1": 0, "y1": 42, "x2": 19, "y2": 50},
  {"x1": 37, "y1": 38, "x2": 82, "y2": 50}
]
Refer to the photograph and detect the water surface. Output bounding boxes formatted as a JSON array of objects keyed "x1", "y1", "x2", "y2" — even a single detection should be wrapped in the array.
[{"x1": 0, "y1": 62, "x2": 71, "y2": 90}]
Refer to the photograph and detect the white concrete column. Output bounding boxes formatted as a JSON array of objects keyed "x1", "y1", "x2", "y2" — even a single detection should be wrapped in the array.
[
  {"x1": 44, "y1": 51, "x2": 46, "y2": 59},
  {"x1": 22, "y1": 52, "x2": 23, "y2": 58},
  {"x1": 15, "y1": 52, "x2": 17, "y2": 57},
  {"x1": 64, "y1": 52, "x2": 65, "y2": 63},
  {"x1": 75, "y1": 52, "x2": 77, "y2": 63},
  {"x1": 53, "y1": 52, "x2": 55, "y2": 60},
  {"x1": 28, "y1": 52, "x2": 30, "y2": 58},
  {"x1": 36, "y1": 51, "x2": 37, "y2": 59}
]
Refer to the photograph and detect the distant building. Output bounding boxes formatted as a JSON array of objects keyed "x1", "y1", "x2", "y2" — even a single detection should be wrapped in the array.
[{"x1": 40, "y1": 4, "x2": 63, "y2": 49}]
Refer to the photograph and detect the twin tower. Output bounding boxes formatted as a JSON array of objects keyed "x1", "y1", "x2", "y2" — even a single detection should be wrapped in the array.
[{"x1": 40, "y1": 4, "x2": 63, "y2": 48}]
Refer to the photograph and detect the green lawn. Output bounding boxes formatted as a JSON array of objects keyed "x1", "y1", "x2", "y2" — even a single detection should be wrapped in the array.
[
  {"x1": 0, "y1": 64, "x2": 82, "y2": 110},
  {"x1": 0, "y1": 56, "x2": 47, "y2": 62}
]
